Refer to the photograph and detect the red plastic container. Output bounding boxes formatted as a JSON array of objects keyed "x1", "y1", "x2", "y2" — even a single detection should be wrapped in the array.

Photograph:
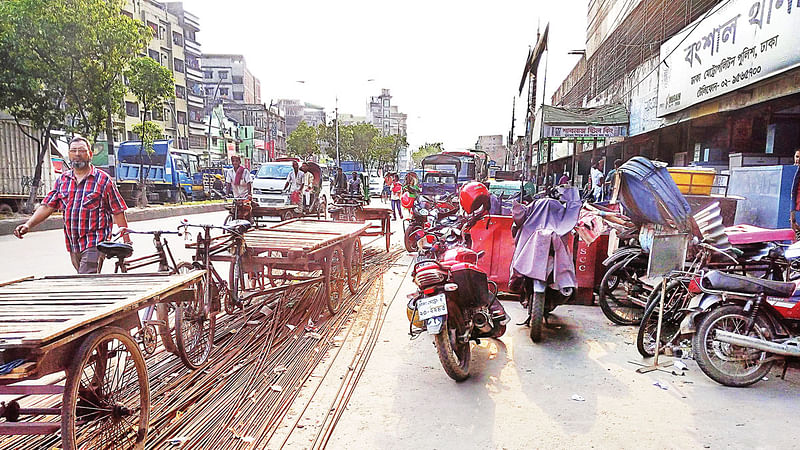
[{"x1": 470, "y1": 215, "x2": 515, "y2": 292}]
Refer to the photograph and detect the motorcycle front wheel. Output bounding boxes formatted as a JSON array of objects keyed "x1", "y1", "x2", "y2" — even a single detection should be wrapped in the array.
[
  {"x1": 404, "y1": 225, "x2": 421, "y2": 252},
  {"x1": 529, "y1": 291, "x2": 545, "y2": 342},
  {"x1": 434, "y1": 307, "x2": 471, "y2": 381},
  {"x1": 692, "y1": 305, "x2": 774, "y2": 387}
]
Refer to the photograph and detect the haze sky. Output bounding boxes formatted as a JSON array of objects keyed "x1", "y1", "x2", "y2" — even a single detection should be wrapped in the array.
[{"x1": 183, "y1": 0, "x2": 589, "y2": 152}]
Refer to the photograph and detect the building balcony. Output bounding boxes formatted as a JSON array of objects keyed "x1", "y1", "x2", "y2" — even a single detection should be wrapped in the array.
[
  {"x1": 184, "y1": 39, "x2": 201, "y2": 56},
  {"x1": 188, "y1": 121, "x2": 206, "y2": 131},
  {"x1": 187, "y1": 93, "x2": 204, "y2": 107},
  {"x1": 185, "y1": 66, "x2": 203, "y2": 81},
  {"x1": 183, "y1": 12, "x2": 200, "y2": 30}
]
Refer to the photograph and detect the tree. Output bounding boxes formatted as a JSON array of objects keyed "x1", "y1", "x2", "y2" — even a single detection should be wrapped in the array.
[
  {"x1": 412, "y1": 143, "x2": 444, "y2": 167},
  {"x1": 125, "y1": 56, "x2": 174, "y2": 206},
  {"x1": 348, "y1": 123, "x2": 380, "y2": 169},
  {"x1": 0, "y1": 0, "x2": 76, "y2": 213},
  {"x1": 66, "y1": 0, "x2": 150, "y2": 149},
  {"x1": 287, "y1": 121, "x2": 319, "y2": 159}
]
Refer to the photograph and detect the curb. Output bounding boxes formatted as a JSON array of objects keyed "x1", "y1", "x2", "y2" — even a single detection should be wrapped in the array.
[{"x1": 0, "y1": 203, "x2": 226, "y2": 236}]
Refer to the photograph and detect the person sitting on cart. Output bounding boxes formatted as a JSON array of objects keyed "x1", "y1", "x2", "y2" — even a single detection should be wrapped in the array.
[
  {"x1": 284, "y1": 160, "x2": 304, "y2": 205},
  {"x1": 348, "y1": 171, "x2": 363, "y2": 197},
  {"x1": 333, "y1": 167, "x2": 348, "y2": 196},
  {"x1": 13, "y1": 135, "x2": 132, "y2": 273}
]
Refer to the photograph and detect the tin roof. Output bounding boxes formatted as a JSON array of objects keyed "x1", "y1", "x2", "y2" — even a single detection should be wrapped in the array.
[{"x1": 541, "y1": 103, "x2": 628, "y2": 125}]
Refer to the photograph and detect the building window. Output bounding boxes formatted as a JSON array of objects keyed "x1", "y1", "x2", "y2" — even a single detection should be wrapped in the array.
[
  {"x1": 175, "y1": 85, "x2": 186, "y2": 99},
  {"x1": 383, "y1": 109, "x2": 389, "y2": 118},
  {"x1": 186, "y1": 54, "x2": 199, "y2": 70},
  {"x1": 146, "y1": 21, "x2": 157, "y2": 36},
  {"x1": 383, "y1": 99, "x2": 389, "y2": 107},
  {"x1": 189, "y1": 107, "x2": 204, "y2": 123},
  {"x1": 172, "y1": 31, "x2": 183, "y2": 47},
  {"x1": 127, "y1": 130, "x2": 137, "y2": 140},
  {"x1": 233, "y1": 91, "x2": 244, "y2": 101},
  {"x1": 151, "y1": 108, "x2": 163, "y2": 121},
  {"x1": 161, "y1": 53, "x2": 169, "y2": 68},
  {"x1": 203, "y1": 70, "x2": 213, "y2": 79},
  {"x1": 158, "y1": 25, "x2": 166, "y2": 40},
  {"x1": 177, "y1": 111, "x2": 187, "y2": 124},
  {"x1": 125, "y1": 101, "x2": 139, "y2": 117},
  {"x1": 204, "y1": 87, "x2": 215, "y2": 96},
  {"x1": 164, "y1": 108, "x2": 171, "y2": 121},
  {"x1": 219, "y1": 87, "x2": 229, "y2": 96},
  {"x1": 174, "y1": 58, "x2": 184, "y2": 73},
  {"x1": 232, "y1": 75, "x2": 243, "y2": 84},
  {"x1": 218, "y1": 71, "x2": 228, "y2": 79},
  {"x1": 148, "y1": 49, "x2": 159, "y2": 62}
]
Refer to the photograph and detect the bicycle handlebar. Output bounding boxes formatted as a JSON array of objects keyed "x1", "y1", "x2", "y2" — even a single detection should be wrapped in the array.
[{"x1": 113, "y1": 228, "x2": 181, "y2": 237}]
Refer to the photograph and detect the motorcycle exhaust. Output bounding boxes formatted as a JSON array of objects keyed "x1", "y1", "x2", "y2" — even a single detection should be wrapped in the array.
[
  {"x1": 714, "y1": 330, "x2": 800, "y2": 357},
  {"x1": 473, "y1": 311, "x2": 493, "y2": 334}
]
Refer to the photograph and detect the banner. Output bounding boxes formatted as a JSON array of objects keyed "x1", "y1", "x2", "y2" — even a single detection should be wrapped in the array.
[
  {"x1": 657, "y1": 0, "x2": 800, "y2": 116},
  {"x1": 542, "y1": 125, "x2": 625, "y2": 138}
]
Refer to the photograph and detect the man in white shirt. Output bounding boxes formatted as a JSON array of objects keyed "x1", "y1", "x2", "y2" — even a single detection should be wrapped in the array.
[
  {"x1": 225, "y1": 155, "x2": 253, "y2": 199},
  {"x1": 300, "y1": 162, "x2": 315, "y2": 212},
  {"x1": 284, "y1": 160, "x2": 303, "y2": 205},
  {"x1": 590, "y1": 159, "x2": 604, "y2": 202}
]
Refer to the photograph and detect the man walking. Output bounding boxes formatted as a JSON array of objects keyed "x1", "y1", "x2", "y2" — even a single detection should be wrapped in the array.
[
  {"x1": 13, "y1": 136, "x2": 131, "y2": 273},
  {"x1": 789, "y1": 149, "x2": 800, "y2": 236},
  {"x1": 284, "y1": 160, "x2": 303, "y2": 205},
  {"x1": 590, "y1": 159, "x2": 605, "y2": 202}
]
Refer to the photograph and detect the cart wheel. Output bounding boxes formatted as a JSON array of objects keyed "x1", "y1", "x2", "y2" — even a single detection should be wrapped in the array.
[
  {"x1": 347, "y1": 238, "x2": 363, "y2": 294},
  {"x1": 267, "y1": 251, "x2": 287, "y2": 287},
  {"x1": 283, "y1": 210, "x2": 294, "y2": 221},
  {"x1": 228, "y1": 252, "x2": 245, "y2": 313},
  {"x1": 324, "y1": 246, "x2": 346, "y2": 314},
  {"x1": 62, "y1": 326, "x2": 149, "y2": 450},
  {"x1": 175, "y1": 276, "x2": 216, "y2": 369}
]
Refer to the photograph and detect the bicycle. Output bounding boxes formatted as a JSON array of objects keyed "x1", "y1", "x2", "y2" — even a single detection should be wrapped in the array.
[
  {"x1": 97, "y1": 228, "x2": 195, "y2": 361},
  {"x1": 180, "y1": 218, "x2": 253, "y2": 318}
]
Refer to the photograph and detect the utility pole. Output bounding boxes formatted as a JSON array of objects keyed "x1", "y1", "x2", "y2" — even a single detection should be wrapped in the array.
[
  {"x1": 508, "y1": 97, "x2": 516, "y2": 170},
  {"x1": 335, "y1": 96, "x2": 340, "y2": 167}
]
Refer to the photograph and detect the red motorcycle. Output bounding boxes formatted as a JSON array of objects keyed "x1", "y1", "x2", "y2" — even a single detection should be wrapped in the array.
[{"x1": 406, "y1": 183, "x2": 508, "y2": 381}]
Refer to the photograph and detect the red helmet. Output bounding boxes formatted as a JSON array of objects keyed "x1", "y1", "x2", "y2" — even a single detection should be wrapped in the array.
[
  {"x1": 459, "y1": 182, "x2": 490, "y2": 214},
  {"x1": 401, "y1": 192, "x2": 415, "y2": 208}
]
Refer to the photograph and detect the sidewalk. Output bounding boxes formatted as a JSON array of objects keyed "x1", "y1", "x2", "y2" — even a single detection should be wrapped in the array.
[{"x1": 0, "y1": 201, "x2": 226, "y2": 235}]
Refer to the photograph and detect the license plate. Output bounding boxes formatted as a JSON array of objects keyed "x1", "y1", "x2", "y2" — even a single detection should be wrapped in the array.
[{"x1": 417, "y1": 293, "x2": 447, "y2": 321}]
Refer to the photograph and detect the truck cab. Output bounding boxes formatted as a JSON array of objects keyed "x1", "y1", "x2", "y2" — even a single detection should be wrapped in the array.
[{"x1": 115, "y1": 139, "x2": 204, "y2": 204}]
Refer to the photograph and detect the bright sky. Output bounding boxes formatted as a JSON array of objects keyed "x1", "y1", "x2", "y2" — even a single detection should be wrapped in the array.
[{"x1": 183, "y1": 0, "x2": 589, "y2": 152}]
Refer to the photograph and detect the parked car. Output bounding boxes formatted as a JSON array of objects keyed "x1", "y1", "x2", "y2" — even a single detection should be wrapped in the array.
[{"x1": 252, "y1": 161, "x2": 295, "y2": 206}]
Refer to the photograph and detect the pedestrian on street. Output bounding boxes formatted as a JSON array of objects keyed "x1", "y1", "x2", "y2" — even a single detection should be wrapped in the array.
[
  {"x1": 333, "y1": 167, "x2": 347, "y2": 196},
  {"x1": 382, "y1": 171, "x2": 393, "y2": 203},
  {"x1": 604, "y1": 158, "x2": 622, "y2": 200},
  {"x1": 558, "y1": 172, "x2": 570, "y2": 186},
  {"x1": 13, "y1": 136, "x2": 131, "y2": 274},
  {"x1": 300, "y1": 162, "x2": 314, "y2": 213},
  {"x1": 789, "y1": 148, "x2": 800, "y2": 236},
  {"x1": 284, "y1": 160, "x2": 303, "y2": 205},
  {"x1": 590, "y1": 159, "x2": 605, "y2": 202},
  {"x1": 390, "y1": 174, "x2": 403, "y2": 220},
  {"x1": 402, "y1": 172, "x2": 420, "y2": 218},
  {"x1": 225, "y1": 155, "x2": 253, "y2": 199}
]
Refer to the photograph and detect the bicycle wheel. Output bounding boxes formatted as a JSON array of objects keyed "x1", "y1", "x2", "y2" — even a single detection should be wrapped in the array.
[
  {"x1": 598, "y1": 259, "x2": 649, "y2": 325},
  {"x1": 228, "y1": 252, "x2": 244, "y2": 314},
  {"x1": 636, "y1": 280, "x2": 689, "y2": 358},
  {"x1": 175, "y1": 275, "x2": 216, "y2": 369}
]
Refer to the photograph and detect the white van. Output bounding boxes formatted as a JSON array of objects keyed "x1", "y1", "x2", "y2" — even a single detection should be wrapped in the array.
[{"x1": 252, "y1": 161, "x2": 295, "y2": 206}]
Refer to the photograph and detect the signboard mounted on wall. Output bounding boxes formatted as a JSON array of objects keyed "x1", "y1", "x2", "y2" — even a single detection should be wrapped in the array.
[{"x1": 657, "y1": 0, "x2": 800, "y2": 117}]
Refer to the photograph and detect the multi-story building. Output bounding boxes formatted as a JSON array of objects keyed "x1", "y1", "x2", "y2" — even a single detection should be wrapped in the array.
[
  {"x1": 303, "y1": 103, "x2": 326, "y2": 128},
  {"x1": 277, "y1": 100, "x2": 327, "y2": 136},
  {"x1": 201, "y1": 54, "x2": 261, "y2": 106},
  {"x1": 546, "y1": 0, "x2": 800, "y2": 185},
  {"x1": 475, "y1": 135, "x2": 506, "y2": 167},
  {"x1": 223, "y1": 102, "x2": 287, "y2": 163},
  {"x1": 366, "y1": 89, "x2": 407, "y2": 138},
  {"x1": 338, "y1": 113, "x2": 366, "y2": 126},
  {"x1": 119, "y1": 0, "x2": 202, "y2": 152}
]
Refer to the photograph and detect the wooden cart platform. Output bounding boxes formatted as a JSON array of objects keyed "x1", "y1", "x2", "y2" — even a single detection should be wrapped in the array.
[
  {"x1": 0, "y1": 272, "x2": 204, "y2": 350},
  {"x1": 215, "y1": 219, "x2": 369, "y2": 315},
  {"x1": 356, "y1": 206, "x2": 392, "y2": 252}
]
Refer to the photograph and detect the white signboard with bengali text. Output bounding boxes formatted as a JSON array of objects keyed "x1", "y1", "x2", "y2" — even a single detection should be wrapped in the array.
[
  {"x1": 542, "y1": 125, "x2": 625, "y2": 138},
  {"x1": 657, "y1": 0, "x2": 800, "y2": 116}
]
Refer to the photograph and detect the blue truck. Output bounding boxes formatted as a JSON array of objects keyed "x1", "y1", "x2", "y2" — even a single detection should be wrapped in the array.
[{"x1": 115, "y1": 139, "x2": 205, "y2": 204}]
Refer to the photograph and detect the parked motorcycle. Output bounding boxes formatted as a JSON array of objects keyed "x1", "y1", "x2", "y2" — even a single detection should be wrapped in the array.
[
  {"x1": 403, "y1": 193, "x2": 459, "y2": 252},
  {"x1": 510, "y1": 186, "x2": 581, "y2": 342},
  {"x1": 406, "y1": 183, "x2": 508, "y2": 381}
]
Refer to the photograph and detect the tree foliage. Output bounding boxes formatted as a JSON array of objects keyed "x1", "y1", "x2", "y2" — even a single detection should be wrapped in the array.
[
  {"x1": 287, "y1": 121, "x2": 319, "y2": 159},
  {"x1": 412, "y1": 143, "x2": 444, "y2": 167}
]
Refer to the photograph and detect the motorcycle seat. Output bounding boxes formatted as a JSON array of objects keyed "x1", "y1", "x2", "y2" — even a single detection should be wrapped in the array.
[
  {"x1": 97, "y1": 241, "x2": 133, "y2": 260},
  {"x1": 704, "y1": 271, "x2": 796, "y2": 297}
]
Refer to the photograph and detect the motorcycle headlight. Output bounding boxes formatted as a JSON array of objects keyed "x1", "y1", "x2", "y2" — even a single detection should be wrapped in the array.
[{"x1": 417, "y1": 208, "x2": 429, "y2": 217}]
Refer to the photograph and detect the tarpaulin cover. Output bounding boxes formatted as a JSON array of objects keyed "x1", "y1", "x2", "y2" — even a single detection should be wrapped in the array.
[{"x1": 616, "y1": 157, "x2": 691, "y2": 229}]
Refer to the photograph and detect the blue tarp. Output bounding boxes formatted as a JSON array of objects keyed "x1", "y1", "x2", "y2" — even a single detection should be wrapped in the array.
[{"x1": 616, "y1": 157, "x2": 692, "y2": 230}]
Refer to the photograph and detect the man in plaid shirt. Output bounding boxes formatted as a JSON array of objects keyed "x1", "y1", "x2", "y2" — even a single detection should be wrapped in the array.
[{"x1": 13, "y1": 136, "x2": 132, "y2": 273}]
